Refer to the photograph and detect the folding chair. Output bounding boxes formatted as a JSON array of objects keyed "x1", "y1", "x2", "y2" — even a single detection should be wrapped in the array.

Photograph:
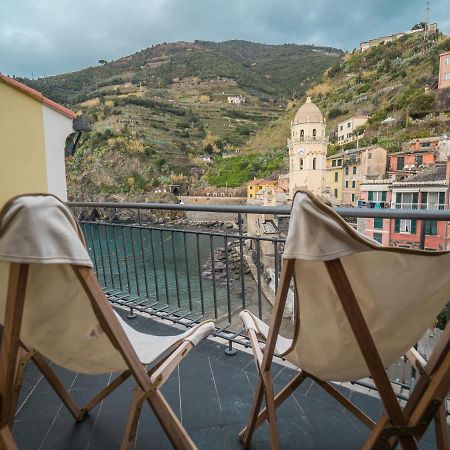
[
  {"x1": 0, "y1": 194, "x2": 215, "y2": 450},
  {"x1": 240, "y1": 190, "x2": 450, "y2": 450}
]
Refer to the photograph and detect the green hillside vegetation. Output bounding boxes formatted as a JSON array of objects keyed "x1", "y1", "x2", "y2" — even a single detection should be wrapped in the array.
[
  {"x1": 243, "y1": 30, "x2": 450, "y2": 159},
  {"x1": 17, "y1": 40, "x2": 340, "y2": 198}
]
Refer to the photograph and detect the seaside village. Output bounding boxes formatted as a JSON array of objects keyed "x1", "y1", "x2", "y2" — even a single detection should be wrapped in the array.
[{"x1": 247, "y1": 77, "x2": 450, "y2": 259}]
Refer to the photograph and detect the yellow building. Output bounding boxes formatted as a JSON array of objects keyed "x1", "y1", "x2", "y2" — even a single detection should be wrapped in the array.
[
  {"x1": 0, "y1": 74, "x2": 77, "y2": 206},
  {"x1": 247, "y1": 179, "x2": 278, "y2": 200},
  {"x1": 326, "y1": 152, "x2": 344, "y2": 204}
]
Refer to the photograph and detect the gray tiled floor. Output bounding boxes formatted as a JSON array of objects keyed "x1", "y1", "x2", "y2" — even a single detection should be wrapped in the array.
[{"x1": 8, "y1": 310, "x2": 448, "y2": 449}]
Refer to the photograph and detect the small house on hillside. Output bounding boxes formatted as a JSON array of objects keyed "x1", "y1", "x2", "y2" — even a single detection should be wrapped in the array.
[{"x1": 0, "y1": 74, "x2": 78, "y2": 206}]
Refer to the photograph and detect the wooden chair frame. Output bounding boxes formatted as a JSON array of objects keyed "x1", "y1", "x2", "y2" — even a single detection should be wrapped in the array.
[
  {"x1": 240, "y1": 258, "x2": 450, "y2": 450},
  {"x1": 0, "y1": 263, "x2": 201, "y2": 450}
]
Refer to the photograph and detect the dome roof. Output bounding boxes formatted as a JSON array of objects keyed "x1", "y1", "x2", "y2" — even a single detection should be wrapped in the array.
[{"x1": 293, "y1": 97, "x2": 323, "y2": 124}]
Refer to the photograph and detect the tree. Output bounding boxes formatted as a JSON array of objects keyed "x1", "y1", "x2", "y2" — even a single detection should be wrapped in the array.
[{"x1": 98, "y1": 59, "x2": 107, "y2": 66}]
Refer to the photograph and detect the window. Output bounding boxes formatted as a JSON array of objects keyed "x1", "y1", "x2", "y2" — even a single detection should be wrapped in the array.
[
  {"x1": 351, "y1": 193, "x2": 355, "y2": 202},
  {"x1": 397, "y1": 157, "x2": 405, "y2": 170},
  {"x1": 395, "y1": 219, "x2": 416, "y2": 234},
  {"x1": 339, "y1": 125, "x2": 343, "y2": 131},
  {"x1": 347, "y1": 122, "x2": 351, "y2": 128},
  {"x1": 352, "y1": 180, "x2": 356, "y2": 188},
  {"x1": 395, "y1": 192, "x2": 418, "y2": 209},
  {"x1": 352, "y1": 166, "x2": 357, "y2": 174},
  {"x1": 347, "y1": 133, "x2": 352, "y2": 139},
  {"x1": 374, "y1": 217, "x2": 383, "y2": 229},
  {"x1": 345, "y1": 181, "x2": 349, "y2": 188},
  {"x1": 334, "y1": 172, "x2": 339, "y2": 182},
  {"x1": 338, "y1": 159, "x2": 342, "y2": 166},
  {"x1": 300, "y1": 158, "x2": 303, "y2": 170},
  {"x1": 334, "y1": 189, "x2": 338, "y2": 197},
  {"x1": 445, "y1": 72, "x2": 450, "y2": 80},
  {"x1": 422, "y1": 142, "x2": 430, "y2": 148},
  {"x1": 415, "y1": 155, "x2": 423, "y2": 166},
  {"x1": 300, "y1": 129, "x2": 304, "y2": 140},
  {"x1": 373, "y1": 233, "x2": 383, "y2": 244},
  {"x1": 424, "y1": 220, "x2": 438, "y2": 235},
  {"x1": 313, "y1": 158, "x2": 316, "y2": 169},
  {"x1": 368, "y1": 152, "x2": 372, "y2": 159},
  {"x1": 421, "y1": 192, "x2": 445, "y2": 209},
  {"x1": 446, "y1": 57, "x2": 450, "y2": 64},
  {"x1": 345, "y1": 166, "x2": 349, "y2": 175},
  {"x1": 313, "y1": 129, "x2": 317, "y2": 140},
  {"x1": 332, "y1": 160, "x2": 336, "y2": 167}
]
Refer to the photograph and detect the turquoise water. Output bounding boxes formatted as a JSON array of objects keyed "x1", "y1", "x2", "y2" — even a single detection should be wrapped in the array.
[{"x1": 80, "y1": 222, "x2": 249, "y2": 322}]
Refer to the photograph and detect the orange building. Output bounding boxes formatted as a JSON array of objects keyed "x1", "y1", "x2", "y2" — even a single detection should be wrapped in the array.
[
  {"x1": 246, "y1": 179, "x2": 278, "y2": 200},
  {"x1": 438, "y1": 51, "x2": 450, "y2": 90}
]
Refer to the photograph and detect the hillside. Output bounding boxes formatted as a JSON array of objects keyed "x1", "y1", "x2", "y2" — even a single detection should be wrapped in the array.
[
  {"x1": 239, "y1": 30, "x2": 450, "y2": 161},
  {"x1": 17, "y1": 40, "x2": 341, "y2": 197}
]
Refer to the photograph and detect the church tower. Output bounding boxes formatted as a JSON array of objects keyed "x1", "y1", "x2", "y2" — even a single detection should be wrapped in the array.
[{"x1": 288, "y1": 97, "x2": 328, "y2": 199}]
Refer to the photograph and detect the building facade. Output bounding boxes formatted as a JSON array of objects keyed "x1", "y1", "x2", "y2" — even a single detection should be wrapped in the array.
[
  {"x1": 326, "y1": 153, "x2": 344, "y2": 202},
  {"x1": 0, "y1": 74, "x2": 77, "y2": 206},
  {"x1": 288, "y1": 97, "x2": 328, "y2": 199},
  {"x1": 438, "y1": 51, "x2": 450, "y2": 90},
  {"x1": 247, "y1": 179, "x2": 278, "y2": 200},
  {"x1": 358, "y1": 161, "x2": 450, "y2": 251},
  {"x1": 337, "y1": 116, "x2": 369, "y2": 145}
]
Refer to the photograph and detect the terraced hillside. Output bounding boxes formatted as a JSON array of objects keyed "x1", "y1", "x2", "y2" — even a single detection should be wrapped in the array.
[
  {"x1": 18, "y1": 40, "x2": 341, "y2": 197},
  {"x1": 240, "y1": 30, "x2": 450, "y2": 161}
]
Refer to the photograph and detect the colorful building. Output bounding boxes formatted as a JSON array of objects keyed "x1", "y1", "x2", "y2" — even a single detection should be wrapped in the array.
[
  {"x1": 358, "y1": 160, "x2": 450, "y2": 251},
  {"x1": 326, "y1": 152, "x2": 344, "y2": 202},
  {"x1": 337, "y1": 116, "x2": 368, "y2": 146},
  {"x1": 0, "y1": 74, "x2": 77, "y2": 206},
  {"x1": 247, "y1": 179, "x2": 278, "y2": 200},
  {"x1": 438, "y1": 51, "x2": 450, "y2": 90}
]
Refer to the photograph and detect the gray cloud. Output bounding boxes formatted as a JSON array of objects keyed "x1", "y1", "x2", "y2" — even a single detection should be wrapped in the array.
[{"x1": 1, "y1": 0, "x2": 449, "y2": 77}]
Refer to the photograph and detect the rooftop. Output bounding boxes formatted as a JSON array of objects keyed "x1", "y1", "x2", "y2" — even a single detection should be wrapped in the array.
[
  {"x1": 393, "y1": 163, "x2": 448, "y2": 185},
  {"x1": 7, "y1": 308, "x2": 445, "y2": 450}
]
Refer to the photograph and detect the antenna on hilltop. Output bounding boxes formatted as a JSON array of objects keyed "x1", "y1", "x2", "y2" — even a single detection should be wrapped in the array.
[{"x1": 424, "y1": 1, "x2": 430, "y2": 41}]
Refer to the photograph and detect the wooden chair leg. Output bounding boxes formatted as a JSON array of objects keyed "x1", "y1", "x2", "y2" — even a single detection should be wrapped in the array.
[
  {"x1": 0, "y1": 425, "x2": 18, "y2": 450},
  {"x1": 434, "y1": 404, "x2": 449, "y2": 450},
  {"x1": 248, "y1": 371, "x2": 308, "y2": 432},
  {"x1": 146, "y1": 390, "x2": 196, "y2": 450},
  {"x1": 264, "y1": 372, "x2": 280, "y2": 450},
  {"x1": 30, "y1": 351, "x2": 83, "y2": 421},
  {"x1": 239, "y1": 379, "x2": 266, "y2": 448},
  {"x1": 120, "y1": 387, "x2": 142, "y2": 450}
]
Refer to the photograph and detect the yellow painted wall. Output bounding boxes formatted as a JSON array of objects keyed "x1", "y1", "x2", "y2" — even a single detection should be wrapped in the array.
[
  {"x1": 326, "y1": 166, "x2": 343, "y2": 204},
  {"x1": 0, "y1": 82, "x2": 47, "y2": 207}
]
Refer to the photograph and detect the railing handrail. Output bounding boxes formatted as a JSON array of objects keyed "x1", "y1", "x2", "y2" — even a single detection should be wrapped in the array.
[{"x1": 67, "y1": 201, "x2": 450, "y2": 220}]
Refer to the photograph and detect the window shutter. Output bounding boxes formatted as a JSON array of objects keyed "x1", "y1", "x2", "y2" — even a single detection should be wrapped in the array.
[
  {"x1": 439, "y1": 192, "x2": 445, "y2": 209},
  {"x1": 411, "y1": 220, "x2": 417, "y2": 234},
  {"x1": 421, "y1": 192, "x2": 428, "y2": 209},
  {"x1": 368, "y1": 191, "x2": 373, "y2": 201},
  {"x1": 395, "y1": 219, "x2": 400, "y2": 233},
  {"x1": 381, "y1": 191, "x2": 386, "y2": 202},
  {"x1": 396, "y1": 192, "x2": 401, "y2": 203},
  {"x1": 412, "y1": 192, "x2": 418, "y2": 207}
]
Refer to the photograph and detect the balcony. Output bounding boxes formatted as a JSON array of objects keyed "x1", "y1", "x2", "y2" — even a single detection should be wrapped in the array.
[{"x1": 7, "y1": 201, "x2": 450, "y2": 449}]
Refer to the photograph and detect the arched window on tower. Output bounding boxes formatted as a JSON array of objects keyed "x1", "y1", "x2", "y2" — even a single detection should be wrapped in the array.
[
  {"x1": 313, "y1": 157, "x2": 316, "y2": 170},
  {"x1": 300, "y1": 129, "x2": 304, "y2": 141},
  {"x1": 312, "y1": 129, "x2": 317, "y2": 140},
  {"x1": 300, "y1": 158, "x2": 304, "y2": 170}
]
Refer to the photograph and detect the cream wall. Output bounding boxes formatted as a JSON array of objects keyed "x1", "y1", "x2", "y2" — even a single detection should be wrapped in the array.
[
  {"x1": 43, "y1": 105, "x2": 72, "y2": 201},
  {"x1": 0, "y1": 82, "x2": 47, "y2": 206}
]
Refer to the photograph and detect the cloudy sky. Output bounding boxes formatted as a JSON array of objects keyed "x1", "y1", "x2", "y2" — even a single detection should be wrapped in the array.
[{"x1": 1, "y1": 0, "x2": 449, "y2": 78}]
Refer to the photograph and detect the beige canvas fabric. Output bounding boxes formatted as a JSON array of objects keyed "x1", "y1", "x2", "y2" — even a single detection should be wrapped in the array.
[
  {"x1": 0, "y1": 194, "x2": 214, "y2": 375},
  {"x1": 247, "y1": 191, "x2": 450, "y2": 381}
]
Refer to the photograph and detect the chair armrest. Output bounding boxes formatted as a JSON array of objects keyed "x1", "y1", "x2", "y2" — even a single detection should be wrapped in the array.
[{"x1": 405, "y1": 347, "x2": 428, "y2": 376}]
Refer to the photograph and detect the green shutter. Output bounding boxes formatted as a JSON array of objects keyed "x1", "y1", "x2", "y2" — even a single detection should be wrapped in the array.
[
  {"x1": 439, "y1": 192, "x2": 445, "y2": 209},
  {"x1": 381, "y1": 191, "x2": 387, "y2": 202},
  {"x1": 374, "y1": 217, "x2": 383, "y2": 229},
  {"x1": 368, "y1": 191, "x2": 373, "y2": 201},
  {"x1": 425, "y1": 220, "x2": 438, "y2": 235},
  {"x1": 395, "y1": 219, "x2": 400, "y2": 233},
  {"x1": 396, "y1": 193, "x2": 401, "y2": 203},
  {"x1": 412, "y1": 192, "x2": 418, "y2": 207},
  {"x1": 411, "y1": 220, "x2": 417, "y2": 234},
  {"x1": 421, "y1": 192, "x2": 428, "y2": 209}
]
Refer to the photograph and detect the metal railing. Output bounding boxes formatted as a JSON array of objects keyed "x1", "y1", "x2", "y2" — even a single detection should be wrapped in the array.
[{"x1": 68, "y1": 200, "x2": 450, "y2": 403}]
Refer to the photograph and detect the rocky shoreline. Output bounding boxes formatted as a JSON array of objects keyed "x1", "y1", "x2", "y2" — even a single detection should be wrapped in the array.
[{"x1": 202, "y1": 241, "x2": 250, "y2": 284}]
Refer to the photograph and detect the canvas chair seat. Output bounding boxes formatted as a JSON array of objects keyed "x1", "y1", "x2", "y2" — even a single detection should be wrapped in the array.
[
  {"x1": 239, "y1": 190, "x2": 450, "y2": 450},
  {"x1": 0, "y1": 195, "x2": 214, "y2": 374},
  {"x1": 243, "y1": 192, "x2": 450, "y2": 382},
  {"x1": 0, "y1": 194, "x2": 215, "y2": 450}
]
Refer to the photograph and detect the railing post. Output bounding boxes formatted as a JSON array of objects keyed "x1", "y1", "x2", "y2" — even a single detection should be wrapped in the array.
[{"x1": 224, "y1": 340, "x2": 237, "y2": 356}]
